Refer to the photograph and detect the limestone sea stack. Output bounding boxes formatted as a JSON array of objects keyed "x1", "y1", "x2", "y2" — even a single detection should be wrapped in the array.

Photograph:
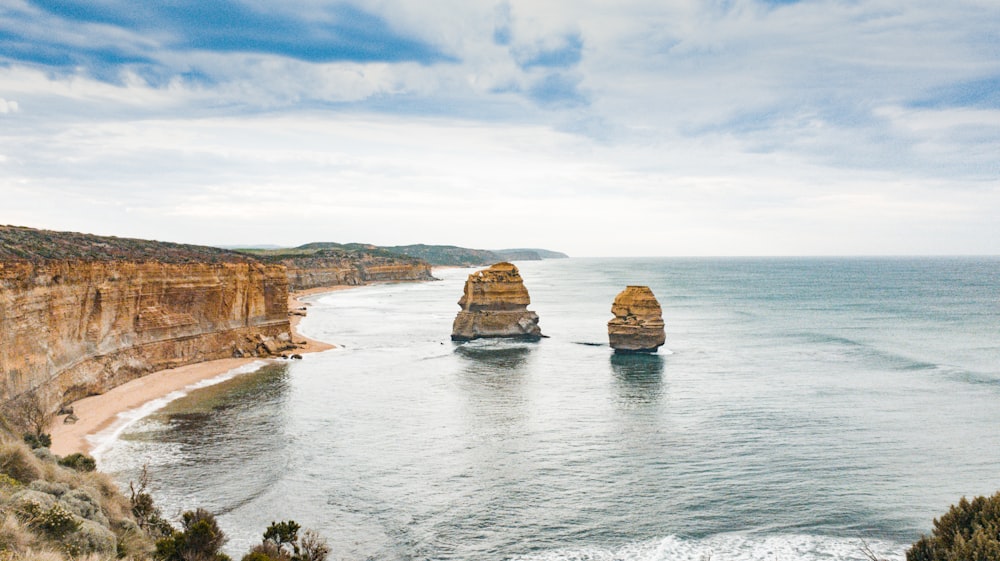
[
  {"x1": 451, "y1": 262, "x2": 542, "y2": 341},
  {"x1": 608, "y1": 286, "x2": 666, "y2": 353}
]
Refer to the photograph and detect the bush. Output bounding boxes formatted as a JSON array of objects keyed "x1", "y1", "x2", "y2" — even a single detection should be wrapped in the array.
[
  {"x1": 57, "y1": 453, "x2": 97, "y2": 472},
  {"x1": 155, "y1": 508, "x2": 230, "y2": 561},
  {"x1": 23, "y1": 432, "x2": 52, "y2": 450},
  {"x1": 263, "y1": 520, "x2": 300, "y2": 553},
  {"x1": 908, "y1": 491, "x2": 1000, "y2": 561},
  {"x1": 241, "y1": 521, "x2": 329, "y2": 561},
  {"x1": 63, "y1": 518, "x2": 117, "y2": 556},
  {"x1": 19, "y1": 501, "x2": 81, "y2": 537},
  {"x1": 130, "y1": 464, "x2": 173, "y2": 539}
]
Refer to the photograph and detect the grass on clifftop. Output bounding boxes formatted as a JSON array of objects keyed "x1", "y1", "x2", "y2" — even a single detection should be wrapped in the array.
[{"x1": 0, "y1": 226, "x2": 256, "y2": 265}]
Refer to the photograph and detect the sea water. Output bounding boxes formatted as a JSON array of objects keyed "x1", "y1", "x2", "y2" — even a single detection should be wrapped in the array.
[{"x1": 96, "y1": 258, "x2": 1000, "y2": 560}]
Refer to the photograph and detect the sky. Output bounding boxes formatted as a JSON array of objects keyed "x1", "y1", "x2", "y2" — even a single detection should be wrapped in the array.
[{"x1": 0, "y1": 0, "x2": 998, "y2": 256}]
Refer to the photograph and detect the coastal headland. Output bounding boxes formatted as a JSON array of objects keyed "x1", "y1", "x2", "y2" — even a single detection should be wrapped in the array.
[{"x1": 0, "y1": 226, "x2": 458, "y2": 456}]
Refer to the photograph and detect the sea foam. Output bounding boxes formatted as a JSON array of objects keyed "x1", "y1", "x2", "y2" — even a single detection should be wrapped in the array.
[{"x1": 510, "y1": 534, "x2": 905, "y2": 561}]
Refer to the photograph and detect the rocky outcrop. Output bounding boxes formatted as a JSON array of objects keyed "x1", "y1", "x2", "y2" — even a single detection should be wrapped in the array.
[
  {"x1": 451, "y1": 262, "x2": 542, "y2": 341},
  {"x1": 0, "y1": 227, "x2": 294, "y2": 411},
  {"x1": 608, "y1": 286, "x2": 665, "y2": 353}
]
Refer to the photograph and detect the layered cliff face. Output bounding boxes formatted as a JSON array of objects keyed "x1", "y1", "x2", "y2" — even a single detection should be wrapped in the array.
[
  {"x1": 608, "y1": 286, "x2": 665, "y2": 353},
  {"x1": 451, "y1": 262, "x2": 542, "y2": 341},
  {"x1": 258, "y1": 249, "x2": 435, "y2": 291},
  {"x1": 0, "y1": 227, "x2": 292, "y2": 412}
]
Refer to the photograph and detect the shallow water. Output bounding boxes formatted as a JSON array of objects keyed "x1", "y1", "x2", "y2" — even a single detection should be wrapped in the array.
[{"x1": 98, "y1": 257, "x2": 1000, "y2": 560}]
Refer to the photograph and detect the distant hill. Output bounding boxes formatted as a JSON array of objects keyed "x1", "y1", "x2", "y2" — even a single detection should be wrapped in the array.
[
  {"x1": 240, "y1": 242, "x2": 568, "y2": 267},
  {"x1": 494, "y1": 248, "x2": 569, "y2": 261},
  {"x1": 384, "y1": 244, "x2": 501, "y2": 267}
]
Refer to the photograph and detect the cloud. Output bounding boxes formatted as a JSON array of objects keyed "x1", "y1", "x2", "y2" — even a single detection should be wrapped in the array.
[
  {"x1": 0, "y1": 98, "x2": 19, "y2": 114},
  {"x1": 1, "y1": 1, "x2": 999, "y2": 254}
]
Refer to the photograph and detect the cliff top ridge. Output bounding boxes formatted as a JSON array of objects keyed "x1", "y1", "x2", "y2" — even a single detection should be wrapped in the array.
[{"x1": 0, "y1": 225, "x2": 257, "y2": 264}]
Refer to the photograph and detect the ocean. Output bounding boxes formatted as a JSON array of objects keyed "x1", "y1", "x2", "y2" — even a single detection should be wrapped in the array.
[{"x1": 94, "y1": 257, "x2": 1000, "y2": 560}]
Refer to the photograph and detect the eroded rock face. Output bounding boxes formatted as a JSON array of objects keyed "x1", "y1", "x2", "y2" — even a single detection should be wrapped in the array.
[
  {"x1": 608, "y1": 286, "x2": 665, "y2": 353},
  {"x1": 0, "y1": 260, "x2": 291, "y2": 408},
  {"x1": 281, "y1": 251, "x2": 435, "y2": 290},
  {"x1": 451, "y1": 262, "x2": 542, "y2": 341}
]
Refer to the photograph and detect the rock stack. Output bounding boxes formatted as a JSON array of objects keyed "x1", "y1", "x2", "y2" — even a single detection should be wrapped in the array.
[
  {"x1": 451, "y1": 262, "x2": 542, "y2": 341},
  {"x1": 607, "y1": 286, "x2": 665, "y2": 353}
]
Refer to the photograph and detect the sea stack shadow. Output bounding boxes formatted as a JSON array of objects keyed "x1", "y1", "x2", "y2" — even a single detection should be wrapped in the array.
[{"x1": 610, "y1": 352, "x2": 665, "y2": 403}]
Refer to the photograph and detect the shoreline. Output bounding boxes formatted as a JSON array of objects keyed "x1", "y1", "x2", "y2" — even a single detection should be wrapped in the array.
[{"x1": 48, "y1": 285, "x2": 353, "y2": 457}]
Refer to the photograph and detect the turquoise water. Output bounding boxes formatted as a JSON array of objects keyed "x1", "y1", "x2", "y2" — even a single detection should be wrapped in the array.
[{"x1": 98, "y1": 258, "x2": 1000, "y2": 560}]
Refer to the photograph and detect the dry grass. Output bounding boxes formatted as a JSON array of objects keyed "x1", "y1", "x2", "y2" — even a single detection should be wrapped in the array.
[
  {"x1": 0, "y1": 442, "x2": 43, "y2": 485},
  {"x1": 0, "y1": 437, "x2": 153, "y2": 560}
]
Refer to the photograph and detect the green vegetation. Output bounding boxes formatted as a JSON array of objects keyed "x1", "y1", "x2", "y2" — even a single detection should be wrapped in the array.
[
  {"x1": 57, "y1": 453, "x2": 96, "y2": 473},
  {"x1": 243, "y1": 244, "x2": 423, "y2": 264},
  {"x1": 383, "y1": 244, "x2": 500, "y2": 266},
  {"x1": 907, "y1": 492, "x2": 1000, "y2": 561},
  {"x1": 241, "y1": 520, "x2": 329, "y2": 561},
  {"x1": 240, "y1": 241, "x2": 567, "y2": 267},
  {"x1": 154, "y1": 509, "x2": 229, "y2": 561}
]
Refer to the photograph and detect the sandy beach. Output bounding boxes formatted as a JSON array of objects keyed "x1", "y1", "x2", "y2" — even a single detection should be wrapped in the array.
[{"x1": 48, "y1": 286, "x2": 351, "y2": 457}]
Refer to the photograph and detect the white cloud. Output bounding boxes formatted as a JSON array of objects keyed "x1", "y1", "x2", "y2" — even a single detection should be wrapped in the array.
[
  {"x1": 0, "y1": 99, "x2": 19, "y2": 114},
  {"x1": 0, "y1": 1, "x2": 998, "y2": 254}
]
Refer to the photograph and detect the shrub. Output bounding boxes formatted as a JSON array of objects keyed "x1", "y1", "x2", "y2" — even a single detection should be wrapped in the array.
[
  {"x1": 61, "y1": 487, "x2": 109, "y2": 527},
  {"x1": 298, "y1": 529, "x2": 331, "y2": 561},
  {"x1": 5, "y1": 390, "x2": 55, "y2": 441},
  {"x1": 25, "y1": 502, "x2": 81, "y2": 537},
  {"x1": 57, "y1": 453, "x2": 97, "y2": 473},
  {"x1": 63, "y1": 518, "x2": 117, "y2": 556},
  {"x1": 263, "y1": 520, "x2": 300, "y2": 554},
  {"x1": 242, "y1": 541, "x2": 289, "y2": 561},
  {"x1": 28, "y1": 480, "x2": 69, "y2": 497},
  {"x1": 130, "y1": 464, "x2": 173, "y2": 539},
  {"x1": 241, "y1": 521, "x2": 329, "y2": 561},
  {"x1": 23, "y1": 432, "x2": 52, "y2": 450},
  {"x1": 908, "y1": 491, "x2": 1000, "y2": 561},
  {"x1": 155, "y1": 508, "x2": 230, "y2": 561}
]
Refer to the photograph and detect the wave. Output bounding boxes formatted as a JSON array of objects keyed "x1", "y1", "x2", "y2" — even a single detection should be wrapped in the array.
[
  {"x1": 87, "y1": 360, "x2": 270, "y2": 464},
  {"x1": 509, "y1": 533, "x2": 904, "y2": 561}
]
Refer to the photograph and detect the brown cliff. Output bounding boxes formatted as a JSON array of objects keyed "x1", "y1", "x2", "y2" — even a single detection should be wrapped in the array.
[
  {"x1": 0, "y1": 226, "x2": 293, "y2": 414},
  {"x1": 451, "y1": 262, "x2": 542, "y2": 341},
  {"x1": 250, "y1": 248, "x2": 435, "y2": 291},
  {"x1": 608, "y1": 286, "x2": 665, "y2": 353}
]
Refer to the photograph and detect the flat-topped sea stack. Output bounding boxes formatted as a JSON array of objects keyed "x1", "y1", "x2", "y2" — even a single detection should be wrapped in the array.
[
  {"x1": 451, "y1": 262, "x2": 542, "y2": 341},
  {"x1": 608, "y1": 286, "x2": 666, "y2": 353}
]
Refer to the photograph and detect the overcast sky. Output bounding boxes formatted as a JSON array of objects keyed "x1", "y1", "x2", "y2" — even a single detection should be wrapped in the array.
[{"x1": 1, "y1": 0, "x2": 998, "y2": 256}]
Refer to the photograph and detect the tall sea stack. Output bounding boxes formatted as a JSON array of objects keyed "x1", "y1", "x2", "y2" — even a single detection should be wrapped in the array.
[
  {"x1": 451, "y1": 262, "x2": 542, "y2": 341},
  {"x1": 608, "y1": 286, "x2": 665, "y2": 353}
]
